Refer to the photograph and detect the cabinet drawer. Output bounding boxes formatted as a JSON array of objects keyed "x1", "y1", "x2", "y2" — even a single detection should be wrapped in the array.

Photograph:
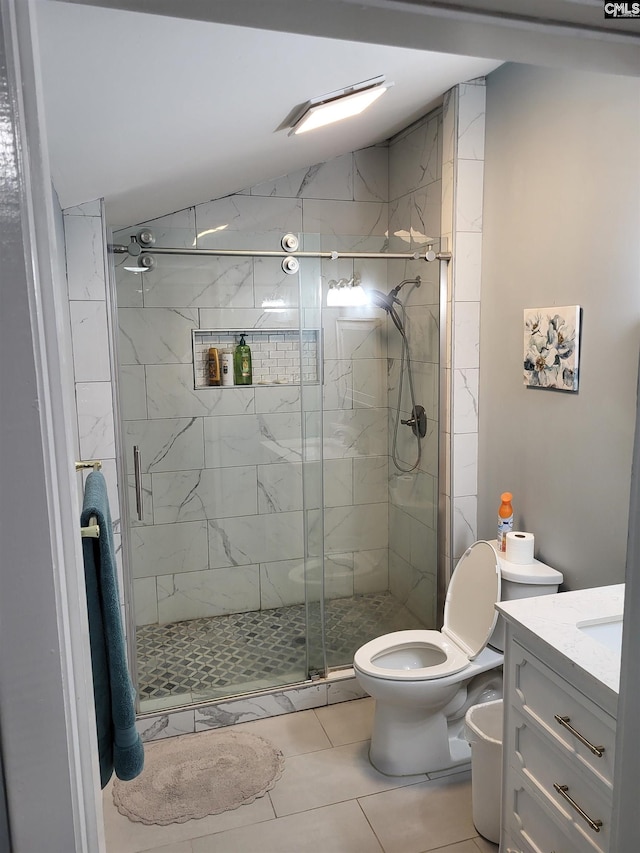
[
  {"x1": 510, "y1": 642, "x2": 615, "y2": 789},
  {"x1": 508, "y1": 711, "x2": 611, "y2": 852},
  {"x1": 506, "y1": 771, "x2": 585, "y2": 853}
]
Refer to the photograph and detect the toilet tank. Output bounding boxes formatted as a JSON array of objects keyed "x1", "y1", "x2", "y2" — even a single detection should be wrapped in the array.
[{"x1": 488, "y1": 543, "x2": 563, "y2": 652}]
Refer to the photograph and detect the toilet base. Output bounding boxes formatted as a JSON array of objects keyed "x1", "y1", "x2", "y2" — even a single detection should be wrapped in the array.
[
  {"x1": 365, "y1": 670, "x2": 503, "y2": 776},
  {"x1": 368, "y1": 700, "x2": 473, "y2": 776}
]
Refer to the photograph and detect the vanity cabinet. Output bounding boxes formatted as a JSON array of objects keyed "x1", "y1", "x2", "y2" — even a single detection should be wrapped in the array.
[{"x1": 501, "y1": 634, "x2": 616, "y2": 852}]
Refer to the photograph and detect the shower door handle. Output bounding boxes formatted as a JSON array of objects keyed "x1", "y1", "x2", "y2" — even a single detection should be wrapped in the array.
[{"x1": 133, "y1": 445, "x2": 144, "y2": 521}]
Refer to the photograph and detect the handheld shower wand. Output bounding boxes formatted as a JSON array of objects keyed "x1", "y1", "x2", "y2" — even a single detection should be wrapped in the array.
[{"x1": 368, "y1": 277, "x2": 424, "y2": 472}]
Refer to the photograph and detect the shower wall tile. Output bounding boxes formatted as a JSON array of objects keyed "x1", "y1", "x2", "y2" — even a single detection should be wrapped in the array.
[
  {"x1": 323, "y1": 459, "x2": 354, "y2": 508},
  {"x1": 113, "y1": 206, "x2": 196, "y2": 248},
  {"x1": 323, "y1": 407, "x2": 388, "y2": 459},
  {"x1": 141, "y1": 256, "x2": 254, "y2": 310},
  {"x1": 323, "y1": 503, "x2": 388, "y2": 554},
  {"x1": 195, "y1": 196, "x2": 303, "y2": 243},
  {"x1": 302, "y1": 199, "x2": 387, "y2": 238},
  {"x1": 325, "y1": 553, "x2": 355, "y2": 599},
  {"x1": 453, "y1": 495, "x2": 477, "y2": 557},
  {"x1": 323, "y1": 359, "x2": 353, "y2": 410},
  {"x1": 64, "y1": 213, "x2": 106, "y2": 301},
  {"x1": 152, "y1": 466, "x2": 257, "y2": 524},
  {"x1": 457, "y1": 81, "x2": 486, "y2": 161},
  {"x1": 123, "y1": 417, "x2": 204, "y2": 474},
  {"x1": 69, "y1": 301, "x2": 111, "y2": 382},
  {"x1": 64, "y1": 199, "x2": 101, "y2": 217},
  {"x1": 353, "y1": 456, "x2": 388, "y2": 504},
  {"x1": 389, "y1": 469, "x2": 437, "y2": 529},
  {"x1": 260, "y1": 559, "x2": 307, "y2": 608},
  {"x1": 353, "y1": 548, "x2": 389, "y2": 595},
  {"x1": 251, "y1": 154, "x2": 353, "y2": 200},
  {"x1": 452, "y1": 231, "x2": 482, "y2": 301},
  {"x1": 388, "y1": 113, "x2": 441, "y2": 201},
  {"x1": 452, "y1": 301, "x2": 480, "y2": 369},
  {"x1": 453, "y1": 368, "x2": 479, "y2": 434},
  {"x1": 389, "y1": 550, "x2": 436, "y2": 624},
  {"x1": 76, "y1": 381, "x2": 116, "y2": 460},
  {"x1": 208, "y1": 511, "x2": 304, "y2": 568},
  {"x1": 352, "y1": 358, "x2": 387, "y2": 409},
  {"x1": 257, "y1": 462, "x2": 303, "y2": 513},
  {"x1": 146, "y1": 364, "x2": 254, "y2": 418},
  {"x1": 353, "y1": 146, "x2": 389, "y2": 203},
  {"x1": 130, "y1": 520, "x2": 209, "y2": 579},
  {"x1": 455, "y1": 159, "x2": 484, "y2": 233},
  {"x1": 324, "y1": 313, "x2": 385, "y2": 361},
  {"x1": 453, "y1": 432, "x2": 478, "y2": 498},
  {"x1": 203, "y1": 412, "x2": 303, "y2": 467},
  {"x1": 133, "y1": 577, "x2": 158, "y2": 625},
  {"x1": 254, "y1": 384, "x2": 301, "y2": 414},
  {"x1": 119, "y1": 307, "x2": 197, "y2": 365},
  {"x1": 157, "y1": 565, "x2": 260, "y2": 623},
  {"x1": 198, "y1": 306, "x2": 299, "y2": 331}
]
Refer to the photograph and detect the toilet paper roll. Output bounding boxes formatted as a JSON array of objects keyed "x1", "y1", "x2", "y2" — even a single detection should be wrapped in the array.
[{"x1": 505, "y1": 531, "x2": 535, "y2": 564}]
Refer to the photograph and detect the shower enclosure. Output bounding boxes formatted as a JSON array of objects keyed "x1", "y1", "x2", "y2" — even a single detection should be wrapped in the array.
[{"x1": 112, "y1": 225, "x2": 443, "y2": 714}]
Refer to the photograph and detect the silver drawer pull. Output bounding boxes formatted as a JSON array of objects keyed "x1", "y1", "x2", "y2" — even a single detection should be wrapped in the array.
[
  {"x1": 553, "y1": 783, "x2": 603, "y2": 833},
  {"x1": 554, "y1": 714, "x2": 605, "y2": 757}
]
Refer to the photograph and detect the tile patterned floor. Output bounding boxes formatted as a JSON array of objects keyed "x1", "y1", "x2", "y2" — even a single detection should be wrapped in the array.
[
  {"x1": 102, "y1": 697, "x2": 499, "y2": 853},
  {"x1": 136, "y1": 593, "x2": 425, "y2": 703}
]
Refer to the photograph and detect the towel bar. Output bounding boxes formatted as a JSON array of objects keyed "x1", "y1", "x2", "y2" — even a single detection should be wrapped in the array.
[
  {"x1": 81, "y1": 516, "x2": 100, "y2": 538},
  {"x1": 76, "y1": 459, "x2": 102, "y2": 471}
]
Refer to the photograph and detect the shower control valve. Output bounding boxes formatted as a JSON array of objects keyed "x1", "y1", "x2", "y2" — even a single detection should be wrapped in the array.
[{"x1": 401, "y1": 404, "x2": 427, "y2": 438}]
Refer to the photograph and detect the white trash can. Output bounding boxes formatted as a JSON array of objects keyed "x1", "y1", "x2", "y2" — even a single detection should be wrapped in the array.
[{"x1": 465, "y1": 699, "x2": 503, "y2": 844}]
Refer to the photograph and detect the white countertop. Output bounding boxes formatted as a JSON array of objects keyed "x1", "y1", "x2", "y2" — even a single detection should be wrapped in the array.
[{"x1": 496, "y1": 584, "x2": 624, "y2": 704}]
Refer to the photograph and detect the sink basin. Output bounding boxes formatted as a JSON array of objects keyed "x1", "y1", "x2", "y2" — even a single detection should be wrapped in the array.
[{"x1": 577, "y1": 617, "x2": 623, "y2": 653}]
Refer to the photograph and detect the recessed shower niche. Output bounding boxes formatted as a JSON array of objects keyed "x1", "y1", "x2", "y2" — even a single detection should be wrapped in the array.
[{"x1": 192, "y1": 329, "x2": 320, "y2": 389}]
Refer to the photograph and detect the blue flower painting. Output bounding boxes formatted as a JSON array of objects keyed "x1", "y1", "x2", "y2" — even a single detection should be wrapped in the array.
[{"x1": 523, "y1": 306, "x2": 581, "y2": 391}]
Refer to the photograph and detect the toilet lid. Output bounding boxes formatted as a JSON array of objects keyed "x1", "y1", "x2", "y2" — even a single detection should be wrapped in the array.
[{"x1": 443, "y1": 540, "x2": 501, "y2": 660}]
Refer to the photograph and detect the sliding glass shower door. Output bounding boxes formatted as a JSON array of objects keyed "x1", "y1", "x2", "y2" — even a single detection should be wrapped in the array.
[{"x1": 114, "y1": 227, "x2": 324, "y2": 712}]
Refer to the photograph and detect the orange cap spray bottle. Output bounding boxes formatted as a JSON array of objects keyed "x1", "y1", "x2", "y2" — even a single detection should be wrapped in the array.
[{"x1": 497, "y1": 492, "x2": 513, "y2": 553}]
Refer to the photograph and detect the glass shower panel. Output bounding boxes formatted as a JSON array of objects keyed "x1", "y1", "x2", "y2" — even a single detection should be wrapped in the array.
[
  {"x1": 319, "y1": 238, "x2": 439, "y2": 669},
  {"x1": 113, "y1": 227, "x2": 317, "y2": 711}
]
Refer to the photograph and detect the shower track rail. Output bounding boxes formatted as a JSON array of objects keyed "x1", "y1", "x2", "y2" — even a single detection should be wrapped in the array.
[{"x1": 110, "y1": 240, "x2": 452, "y2": 263}]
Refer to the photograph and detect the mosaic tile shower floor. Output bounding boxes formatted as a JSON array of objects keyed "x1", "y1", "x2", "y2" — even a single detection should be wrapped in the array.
[{"x1": 136, "y1": 592, "x2": 425, "y2": 708}]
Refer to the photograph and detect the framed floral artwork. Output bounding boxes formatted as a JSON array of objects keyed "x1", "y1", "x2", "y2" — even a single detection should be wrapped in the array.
[{"x1": 523, "y1": 305, "x2": 581, "y2": 391}]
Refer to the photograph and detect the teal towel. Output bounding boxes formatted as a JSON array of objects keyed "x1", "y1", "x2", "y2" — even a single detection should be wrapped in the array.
[{"x1": 81, "y1": 470, "x2": 144, "y2": 788}]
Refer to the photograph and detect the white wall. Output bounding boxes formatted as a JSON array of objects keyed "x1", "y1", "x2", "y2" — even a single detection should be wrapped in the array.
[{"x1": 478, "y1": 63, "x2": 640, "y2": 589}]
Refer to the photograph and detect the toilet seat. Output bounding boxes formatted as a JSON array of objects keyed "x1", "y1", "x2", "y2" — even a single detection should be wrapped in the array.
[{"x1": 353, "y1": 541, "x2": 501, "y2": 682}]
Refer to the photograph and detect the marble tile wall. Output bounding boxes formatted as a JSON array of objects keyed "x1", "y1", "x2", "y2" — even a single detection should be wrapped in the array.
[
  {"x1": 440, "y1": 80, "x2": 486, "y2": 582},
  {"x1": 113, "y1": 148, "x2": 395, "y2": 627},
  {"x1": 63, "y1": 199, "x2": 126, "y2": 624}
]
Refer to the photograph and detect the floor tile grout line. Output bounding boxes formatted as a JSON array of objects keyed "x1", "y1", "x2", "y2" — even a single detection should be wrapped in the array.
[{"x1": 354, "y1": 796, "x2": 387, "y2": 853}]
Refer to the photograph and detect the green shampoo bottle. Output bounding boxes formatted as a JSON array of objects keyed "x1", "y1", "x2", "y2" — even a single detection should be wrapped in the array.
[{"x1": 234, "y1": 334, "x2": 252, "y2": 385}]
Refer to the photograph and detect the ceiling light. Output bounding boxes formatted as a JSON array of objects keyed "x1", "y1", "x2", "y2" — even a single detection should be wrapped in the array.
[{"x1": 290, "y1": 77, "x2": 389, "y2": 136}]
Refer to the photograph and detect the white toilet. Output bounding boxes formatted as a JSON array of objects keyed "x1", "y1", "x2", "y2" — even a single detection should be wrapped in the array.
[{"x1": 353, "y1": 540, "x2": 563, "y2": 776}]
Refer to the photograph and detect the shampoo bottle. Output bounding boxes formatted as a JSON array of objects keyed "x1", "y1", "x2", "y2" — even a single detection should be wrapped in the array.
[
  {"x1": 234, "y1": 334, "x2": 252, "y2": 385},
  {"x1": 497, "y1": 492, "x2": 513, "y2": 552},
  {"x1": 220, "y1": 350, "x2": 234, "y2": 386},
  {"x1": 207, "y1": 347, "x2": 221, "y2": 386}
]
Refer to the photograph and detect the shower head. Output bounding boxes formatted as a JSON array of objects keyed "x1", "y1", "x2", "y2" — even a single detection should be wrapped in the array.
[
  {"x1": 368, "y1": 289, "x2": 398, "y2": 312},
  {"x1": 368, "y1": 288, "x2": 406, "y2": 337}
]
